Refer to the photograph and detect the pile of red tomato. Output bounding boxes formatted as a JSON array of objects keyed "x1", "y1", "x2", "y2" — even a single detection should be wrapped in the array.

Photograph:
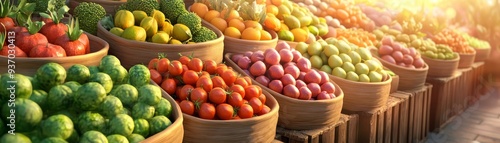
[{"x1": 148, "y1": 54, "x2": 270, "y2": 120}]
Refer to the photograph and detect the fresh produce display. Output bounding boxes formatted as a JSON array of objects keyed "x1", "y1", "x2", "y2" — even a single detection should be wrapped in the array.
[
  {"x1": 462, "y1": 34, "x2": 491, "y2": 49},
  {"x1": 230, "y1": 41, "x2": 339, "y2": 100},
  {"x1": 294, "y1": 0, "x2": 375, "y2": 31},
  {"x1": 377, "y1": 36, "x2": 426, "y2": 69},
  {"x1": 295, "y1": 38, "x2": 390, "y2": 82},
  {"x1": 29, "y1": 0, "x2": 67, "y2": 13},
  {"x1": 0, "y1": 0, "x2": 16, "y2": 33},
  {"x1": 0, "y1": 2, "x2": 91, "y2": 57},
  {"x1": 73, "y1": 2, "x2": 106, "y2": 35},
  {"x1": 0, "y1": 55, "x2": 174, "y2": 143},
  {"x1": 335, "y1": 28, "x2": 377, "y2": 47},
  {"x1": 148, "y1": 54, "x2": 271, "y2": 120},
  {"x1": 265, "y1": 0, "x2": 329, "y2": 42},
  {"x1": 416, "y1": 38, "x2": 457, "y2": 60},
  {"x1": 358, "y1": 3, "x2": 396, "y2": 27},
  {"x1": 430, "y1": 29, "x2": 475, "y2": 54},
  {"x1": 189, "y1": 1, "x2": 273, "y2": 41},
  {"x1": 103, "y1": 0, "x2": 217, "y2": 44}
]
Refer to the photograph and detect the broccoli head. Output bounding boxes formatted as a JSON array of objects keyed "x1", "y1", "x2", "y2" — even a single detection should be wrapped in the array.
[
  {"x1": 118, "y1": 0, "x2": 160, "y2": 15},
  {"x1": 177, "y1": 12, "x2": 202, "y2": 34},
  {"x1": 74, "y1": 2, "x2": 106, "y2": 35},
  {"x1": 30, "y1": 0, "x2": 66, "y2": 13},
  {"x1": 192, "y1": 27, "x2": 218, "y2": 43},
  {"x1": 160, "y1": 0, "x2": 188, "y2": 24}
]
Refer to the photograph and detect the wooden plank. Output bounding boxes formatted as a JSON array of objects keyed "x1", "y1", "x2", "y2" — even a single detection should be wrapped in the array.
[
  {"x1": 390, "y1": 101, "x2": 400, "y2": 143},
  {"x1": 384, "y1": 101, "x2": 393, "y2": 143},
  {"x1": 347, "y1": 114, "x2": 358, "y2": 143},
  {"x1": 335, "y1": 122, "x2": 346, "y2": 143},
  {"x1": 427, "y1": 72, "x2": 462, "y2": 133},
  {"x1": 391, "y1": 91, "x2": 410, "y2": 143}
]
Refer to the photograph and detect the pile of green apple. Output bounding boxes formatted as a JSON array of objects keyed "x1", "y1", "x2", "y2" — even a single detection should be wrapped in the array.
[
  {"x1": 416, "y1": 39, "x2": 458, "y2": 60},
  {"x1": 294, "y1": 38, "x2": 391, "y2": 82},
  {"x1": 462, "y1": 34, "x2": 490, "y2": 49}
]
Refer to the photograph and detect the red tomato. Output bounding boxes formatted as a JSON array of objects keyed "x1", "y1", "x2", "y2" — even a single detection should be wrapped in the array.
[
  {"x1": 182, "y1": 70, "x2": 200, "y2": 86},
  {"x1": 199, "y1": 103, "x2": 216, "y2": 120},
  {"x1": 244, "y1": 85, "x2": 260, "y2": 100},
  {"x1": 248, "y1": 97, "x2": 263, "y2": 113},
  {"x1": 148, "y1": 58, "x2": 159, "y2": 70},
  {"x1": 181, "y1": 65, "x2": 189, "y2": 75},
  {"x1": 238, "y1": 104, "x2": 254, "y2": 119},
  {"x1": 157, "y1": 58, "x2": 170, "y2": 73},
  {"x1": 180, "y1": 100, "x2": 195, "y2": 115},
  {"x1": 196, "y1": 76, "x2": 213, "y2": 92},
  {"x1": 234, "y1": 77, "x2": 249, "y2": 88},
  {"x1": 178, "y1": 85, "x2": 194, "y2": 100},
  {"x1": 168, "y1": 60, "x2": 183, "y2": 76},
  {"x1": 227, "y1": 92, "x2": 244, "y2": 107},
  {"x1": 204, "y1": 60, "x2": 218, "y2": 74},
  {"x1": 243, "y1": 76, "x2": 252, "y2": 85},
  {"x1": 161, "y1": 78, "x2": 177, "y2": 95},
  {"x1": 216, "y1": 64, "x2": 228, "y2": 76},
  {"x1": 221, "y1": 69, "x2": 237, "y2": 85},
  {"x1": 211, "y1": 76, "x2": 227, "y2": 89},
  {"x1": 257, "y1": 105, "x2": 271, "y2": 115},
  {"x1": 232, "y1": 116, "x2": 241, "y2": 120},
  {"x1": 230, "y1": 85, "x2": 245, "y2": 99},
  {"x1": 190, "y1": 88, "x2": 208, "y2": 104},
  {"x1": 209, "y1": 87, "x2": 227, "y2": 105},
  {"x1": 179, "y1": 54, "x2": 191, "y2": 65},
  {"x1": 216, "y1": 103, "x2": 234, "y2": 120},
  {"x1": 150, "y1": 69, "x2": 162, "y2": 84},
  {"x1": 188, "y1": 58, "x2": 203, "y2": 72},
  {"x1": 199, "y1": 71, "x2": 210, "y2": 78},
  {"x1": 258, "y1": 94, "x2": 266, "y2": 104}
]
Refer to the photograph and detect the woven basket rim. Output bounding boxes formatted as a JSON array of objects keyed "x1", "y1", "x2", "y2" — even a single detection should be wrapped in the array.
[
  {"x1": 420, "y1": 53, "x2": 460, "y2": 62},
  {"x1": 370, "y1": 48, "x2": 430, "y2": 72},
  {"x1": 96, "y1": 20, "x2": 225, "y2": 49},
  {"x1": 181, "y1": 89, "x2": 280, "y2": 123},
  {"x1": 224, "y1": 53, "x2": 345, "y2": 104},
  {"x1": 0, "y1": 32, "x2": 109, "y2": 60}
]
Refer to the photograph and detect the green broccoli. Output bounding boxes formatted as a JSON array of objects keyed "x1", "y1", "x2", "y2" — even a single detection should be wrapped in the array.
[
  {"x1": 117, "y1": 0, "x2": 160, "y2": 15},
  {"x1": 30, "y1": 0, "x2": 66, "y2": 13},
  {"x1": 160, "y1": 0, "x2": 188, "y2": 24},
  {"x1": 177, "y1": 12, "x2": 202, "y2": 34},
  {"x1": 74, "y1": 2, "x2": 106, "y2": 35},
  {"x1": 192, "y1": 27, "x2": 218, "y2": 43}
]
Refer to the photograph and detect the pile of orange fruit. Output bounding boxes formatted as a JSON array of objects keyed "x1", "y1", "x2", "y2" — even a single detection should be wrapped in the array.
[
  {"x1": 335, "y1": 28, "x2": 377, "y2": 47},
  {"x1": 190, "y1": 2, "x2": 273, "y2": 41},
  {"x1": 430, "y1": 29, "x2": 475, "y2": 54}
]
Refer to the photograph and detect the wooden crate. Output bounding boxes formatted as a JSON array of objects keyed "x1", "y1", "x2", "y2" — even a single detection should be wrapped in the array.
[
  {"x1": 275, "y1": 114, "x2": 359, "y2": 143},
  {"x1": 456, "y1": 67, "x2": 473, "y2": 112},
  {"x1": 426, "y1": 72, "x2": 463, "y2": 133},
  {"x1": 342, "y1": 96, "x2": 404, "y2": 143},
  {"x1": 392, "y1": 84, "x2": 433, "y2": 143},
  {"x1": 470, "y1": 62, "x2": 485, "y2": 105}
]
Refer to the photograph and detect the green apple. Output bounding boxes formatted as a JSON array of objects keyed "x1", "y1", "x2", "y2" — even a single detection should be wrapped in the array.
[
  {"x1": 328, "y1": 55, "x2": 343, "y2": 68},
  {"x1": 335, "y1": 40, "x2": 351, "y2": 54},
  {"x1": 308, "y1": 41, "x2": 323, "y2": 55},
  {"x1": 320, "y1": 53, "x2": 328, "y2": 64},
  {"x1": 437, "y1": 53, "x2": 445, "y2": 59},
  {"x1": 359, "y1": 74, "x2": 370, "y2": 82},
  {"x1": 348, "y1": 51, "x2": 362, "y2": 65},
  {"x1": 302, "y1": 53, "x2": 311, "y2": 59},
  {"x1": 309, "y1": 55, "x2": 323, "y2": 69},
  {"x1": 357, "y1": 48, "x2": 373, "y2": 60},
  {"x1": 339, "y1": 53, "x2": 352, "y2": 63},
  {"x1": 364, "y1": 59, "x2": 381, "y2": 72},
  {"x1": 324, "y1": 44, "x2": 340, "y2": 56},
  {"x1": 355, "y1": 63, "x2": 370, "y2": 75},
  {"x1": 342, "y1": 62, "x2": 355, "y2": 72},
  {"x1": 325, "y1": 37, "x2": 338, "y2": 45},
  {"x1": 346, "y1": 71, "x2": 359, "y2": 81},
  {"x1": 318, "y1": 39, "x2": 328, "y2": 47},
  {"x1": 295, "y1": 42, "x2": 309, "y2": 54},
  {"x1": 320, "y1": 65, "x2": 332, "y2": 74},
  {"x1": 332, "y1": 67, "x2": 347, "y2": 79},
  {"x1": 369, "y1": 71, "x2": 383, "y2": 82}
]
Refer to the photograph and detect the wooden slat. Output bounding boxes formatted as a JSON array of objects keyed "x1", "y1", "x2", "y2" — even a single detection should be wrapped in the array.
[{"x1": 347, "y1": 114, "x2": 358, "y2": 143}]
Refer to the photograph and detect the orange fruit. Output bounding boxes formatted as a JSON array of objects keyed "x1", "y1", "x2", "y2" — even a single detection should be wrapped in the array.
[
  {"x1": 224, "y1": 27, "x2": 242, "y2": 39},
  {"x1": 221, "y1": 9, "x2": 240, "y2": 22},
  {"x1": 190, "y1": 3, "x2": 209, "y2": 18},
  {"x1": 290, "y1": 28, "x2": 308, "y2": 42},
  {"x1": 244, "y1": 20, "x2": 263, "y2": 30},
  {"x1": 271, "y1": 0, "x2": 282, "y2": 6},
  {"x1": 280, "y1": 22, "x2": 289, "y2": 31},
  {"x1": 266, "y1": 5, "x2": 279, "y2": 16},
  {"x1": 241, "y1": 28, "x2": 261, "y2": 40},
  {"x1": 260, "y1": 30, "x2": 272, "y2": 40},
  {"x1": 204, "y1": 10, "x2": 220, "y2": 22},
  {"x1": 228, "y1": 19, "x2": 246, "y2": 33},
  {"x1": 210, "y1": 17, "x2": 228, "y2": 32},
  {"x1": 263, "y1": 15, "x2": 281, "y2": 31}
]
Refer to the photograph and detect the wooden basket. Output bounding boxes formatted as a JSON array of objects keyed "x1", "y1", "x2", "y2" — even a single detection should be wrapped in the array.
[
  {"x1": 370, "y1": 49, "x2": 429, "y2": 91},
  {"x1": 458, "y1": 51, "x2": 476, "y2": 69},
  {"x1": 146, "y1": 81, "x2": 184, "y2": 143},
  {"x1": 223, "y1": 30, "x2": 278, "y2": 55},
  {"x1": 0, "y1": 32, "x2": 109, "y2": 76},
  {"x1": 68, "y1": 0, "x2": 125, "y2": 15},
  {"x1": 224, "y1": 53, "x2": 344, "y2": 130},
  {"x1": 329, "y1": 72, "x2": 391, "y2": 112},
  {"x1": 96, "y1": 20, "x2": 224, "y2": 69},
  {"x1": 421, "y1": 54, "x2": 460, "y2": 77},
  {"x1": 182, "y1": 89, "x2": 279, "y2": 143},
  {"x1": 474, "y1": 48, "x2": 490, "y2": 62}
]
